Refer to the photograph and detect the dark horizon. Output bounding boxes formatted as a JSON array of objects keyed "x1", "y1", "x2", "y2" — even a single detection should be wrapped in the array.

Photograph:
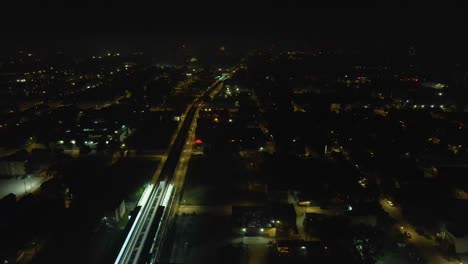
[{"x1": 2, "y1": 3, "x2": 468, "y2": 57}]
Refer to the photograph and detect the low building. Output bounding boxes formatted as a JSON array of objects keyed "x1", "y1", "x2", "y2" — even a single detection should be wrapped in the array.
[
  {"x1": 232, "y1": 204, "x2": 296, "y2": 237},
  {"x1": 0, "y1": 151, "x2": 27, "y2": 177}
]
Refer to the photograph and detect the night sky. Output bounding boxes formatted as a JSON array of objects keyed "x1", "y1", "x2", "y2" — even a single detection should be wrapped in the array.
[{"x1": 1, "y1": 1, "x2": 467, "y2": 57}]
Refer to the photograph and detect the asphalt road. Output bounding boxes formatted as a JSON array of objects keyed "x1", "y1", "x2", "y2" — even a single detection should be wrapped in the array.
[
  {"x1": 380, "y1": 198, "x2": 461, "y2": 264},
  {"x1": 114, "y1": 72, "x2": 232, "y2": 264}
]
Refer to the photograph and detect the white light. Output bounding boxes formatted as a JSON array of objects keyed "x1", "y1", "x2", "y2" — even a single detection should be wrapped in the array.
[
  {"x1": 348, "y1": 205, "x2": 353, "y2": 211},
  {"x1": 161, "y1": 183, "x2": 174, "y2": 207},
  {"x1": 438, "y1": 92, "x2": 443, "y2": 96},
  {"x1": 114, "y1": 197, "x2": 145, "y2": 264},
  {"x1": 421, "y1": 105, "x2": 425, "y2": 108},
  {"x1": 228, "y1": 119, "x2": 233, "y2": 123},
  {"x1": 137, "y1": 184, "x2": 153, "y2": 206},
  {"x1": 114, "y1": 130, "x2": 118, "y2": 134},
  {"x1": 301, "y1": 246, "x2": 306, "y2": 250},
  {"x1": 413, "y1": 105, "x2": 417, "y2": 108},
  {"x1": 58, "y1": 140, "x2": 64, "y2": 144},
  {"x1": 70, "y1": 140, "x2": 76, "y2": 145},
  {"x1": 242, "y1": 228, "x2": 246, "y2": 232},
  {"x1": 276, "y1": 220, "x2": 280, "y2": 224},
  {"x1": 105, "y1": 141, "x2": 109, "y2": 144},
  {"x1": 260, "y1": 228, "x2": 264, "y2": 232},
  {"x1": 431, "y1": 105, "x2": 434, "y2": 108}
]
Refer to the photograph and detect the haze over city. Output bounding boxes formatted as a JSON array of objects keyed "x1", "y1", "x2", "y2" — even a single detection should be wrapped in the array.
[{"x1": 1, "y1": 3, "x2": 468, "y2": 264}]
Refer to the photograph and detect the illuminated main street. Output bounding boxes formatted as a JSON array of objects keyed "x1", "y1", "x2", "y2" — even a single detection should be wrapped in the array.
[
  {"x1": 380, "y1": 199, "x2": 461, "y2": 264},
  {"x1": 114, "y1": 73, "x2": 232, "y2": 264}
]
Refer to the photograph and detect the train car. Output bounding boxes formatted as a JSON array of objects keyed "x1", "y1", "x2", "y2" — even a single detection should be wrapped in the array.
[{"x1": 139, "y1": 205, "x2": 166, "y2": 264}]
